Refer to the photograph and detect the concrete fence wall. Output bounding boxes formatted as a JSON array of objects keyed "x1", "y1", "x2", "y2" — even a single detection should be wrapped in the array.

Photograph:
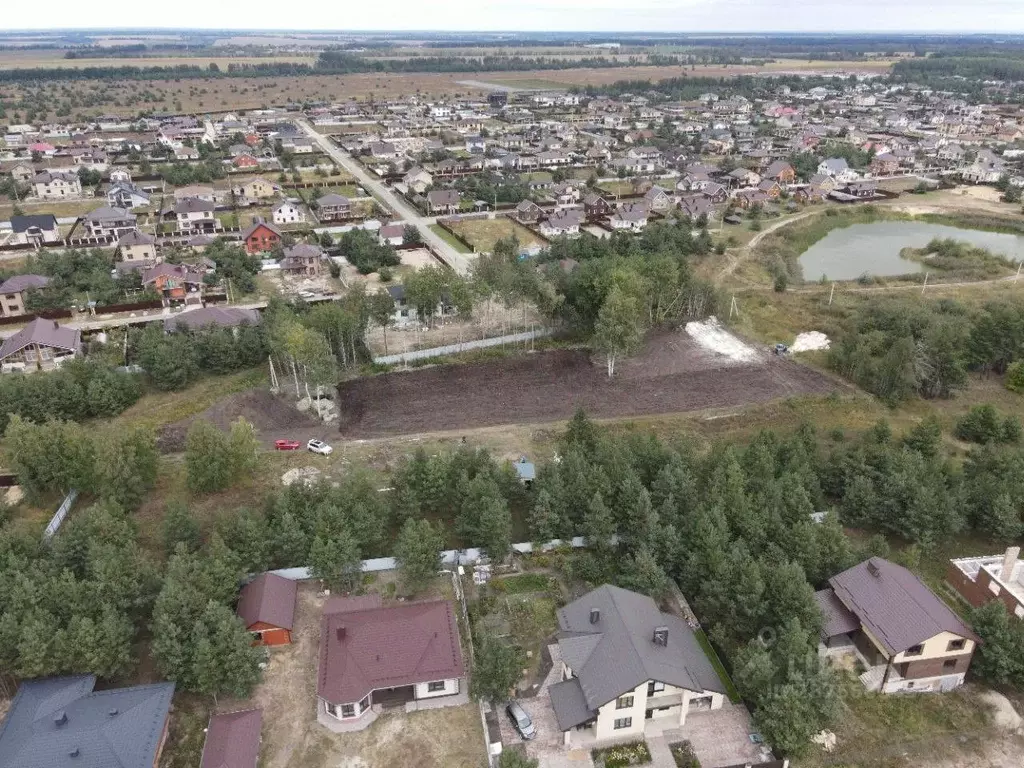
[{"x1": 373, "y1": 328, "x2": 551, "y2": 366}]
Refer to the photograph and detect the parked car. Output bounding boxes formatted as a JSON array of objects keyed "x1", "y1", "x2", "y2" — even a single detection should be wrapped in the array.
[
  {"x1": 307, "y1": 439, "x2": 333, "y2": 456},
  {"x1": 275, "y1": 439, "x2": 301, "y2": 451},
  {"x1": 505, "y1": 700, "x2": 536, "y2": 740}
]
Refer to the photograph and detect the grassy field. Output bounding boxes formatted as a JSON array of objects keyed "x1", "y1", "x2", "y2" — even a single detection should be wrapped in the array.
[
  {"x1": 429, "y1": 223, "x2": 473, "y2": 253},
  {"x1": 449, "y1": 217, "x2": 545, "y2": 253},
  {"x1": 596, "y1": 180, "x2": 636, "y2": 197},
  {"x1": 0, "y1": 51, "x2": 317, "y2": 69}
]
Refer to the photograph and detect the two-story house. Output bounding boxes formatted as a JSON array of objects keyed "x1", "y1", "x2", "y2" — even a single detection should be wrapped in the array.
[
  {"x1": 174, "y1": 197, "x2": 217, "y2": 232},
  {"x1": 9, "y1": 214, "x2": 60, "y2": 247},
  {"x1": 0, "y1": 318, "x2": 82, "y2": 372},
  {"x1": 548, "y1": 585, "x2": 726, "y2": 748},
  {"x1": 426, "y1": 189, "x2": 460, "y2": 215},
  {"x1": 31, "y1": 171, "x2": 82, "y2": 200},
  {"x1": 816, "y1": 558, "x2": 979, "y2": 694},
  {"x1": 273, "y1": 201, "x2": 305, "y2": 225},
  {"x1": 83, "y1": 206, "x2": 137, "y2": 238},
  {"x1": 242, "y1": 219, "x2": 282, "y2": 255},
  {"x1": 316, "y1": 194, "x2": 352, "y2": 222},
  {"x1": 0, "y1": 274, "x2": 50, "y2": 318},
  {"x1": 107, "y1": 181, "x2": 150, "y2": 210},
  {"x1": 280, "y1": 243, "x2": 324, "y2": 277},
  {"x1": 948, "y1": 547, "x2": 1024, "y2": 619},
  {"x1": 117, "y1": 230, "x2": 158, "y2": 264}
]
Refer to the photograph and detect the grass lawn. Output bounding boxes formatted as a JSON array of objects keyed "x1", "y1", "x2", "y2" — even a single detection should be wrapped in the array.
[
  {"x1": 429, "y1": 224, "x2": 473, "y2": 253},
  {"x1": 597, "y1": 180, "x2": 635, "y2": 197},
  {"x1": 493, "y1": 572, "x2": 554, "y2": 594},
  {"x1": 449, "y1": 218, "x2": 544, "y2": 253}
]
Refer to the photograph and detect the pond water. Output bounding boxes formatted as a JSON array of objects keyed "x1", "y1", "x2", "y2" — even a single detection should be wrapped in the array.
[{"x1": 798, "y1": 221, "x2": 1024, "y2": 282}]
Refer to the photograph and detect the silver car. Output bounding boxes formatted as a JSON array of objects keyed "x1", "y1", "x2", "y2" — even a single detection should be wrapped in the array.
[{"x1": 505, "y1": 700, "x2": 536, "y2": 740}]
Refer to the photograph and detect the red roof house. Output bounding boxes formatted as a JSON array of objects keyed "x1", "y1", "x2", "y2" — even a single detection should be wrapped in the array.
[
  {"x1": 236, "y1": 573, "x2": 297, "y2": 646},
  {"x1": 200, "y1": 709, "x2": 262, "y2": 768},
  {"x1": 233, "y1": 153, "x2": 260, "y2": 169},
  {"x1": 242, "y1": 220, "x2": 282, "y2": 255},
  {"x1": 317, "y1": 595, "x2": 465, "y2": 729}
]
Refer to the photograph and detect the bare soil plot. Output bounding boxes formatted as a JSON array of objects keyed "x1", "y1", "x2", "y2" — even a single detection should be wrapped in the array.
[
  {"x1": 240, "y1": 582, "x2": 487, "y2": 768},
  {"x1": 156, "y1": 389, "x2": 320, "y2": 452},
  {"x1": 450, "y1": 218, "x2": 545, "y2": 253},
  {"x1": 337, "y1": 329, "x2": 843, "y2": 439}
]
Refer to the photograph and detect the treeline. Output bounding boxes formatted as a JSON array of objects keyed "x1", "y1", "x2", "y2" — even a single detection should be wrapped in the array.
[
  {"x1": 828, "y1": 297, "x2": 1024, "y2": 404},
  {"x1": 25, "y1": 249, "x2": 154, "y2": 310},
  {"x1": 894, "y1": 54, "x2": 1024, "y2": 82},
  {"x1": 0, "y1": 360, "x2": 141, "y2": 433}
]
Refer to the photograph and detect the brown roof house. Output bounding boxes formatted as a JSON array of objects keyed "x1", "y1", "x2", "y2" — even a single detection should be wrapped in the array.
[
  {"x1": 317, "y1": 594, "x2": 466, "y2": 732},
  {"x1": 200, "y1": 709, "x2": 262, "y2": 768},
  {"x1": 548, "y1": 585, "x2": 727, "y2": 748},
  {"x1": 280, "y1": 243, "x2": 324, "y2": 278},
  {"x1": 0, "y1": 274, "x2": 50, "y2": 318},
  {"x1": 0, "y1": 318, "x2": 81, "y2": 373},
  {"x1": 816, "y1": 557, "x2": 980, "y2": 694},
  {"x1": 236, "y1": 572, "x2": 298, "y2": 647},
  {"x1": 426, "y1": 189, "x2": 460, "y2": 215}
]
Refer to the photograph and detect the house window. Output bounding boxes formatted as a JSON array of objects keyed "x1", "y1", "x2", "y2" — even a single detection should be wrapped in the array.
[
  {"x1": 615, "y1": 696, "x2": 634, "y2": 710},
  {"x1": 647, "y1": 682, "x2": 665, "y2": 696},
  {"x1": 905, "y1": 644, "x2": 924, "y2": 657},
  {"x1": 947, "y1": 639, "x2": 966, "y2": 652},
  {"x1": 943, "y1": 659, "x2": 958, "y2": 670},
  {"x1": 358, "y1": 695, "x2": 370, "y2": 713},
  {"x1": 613, "y1": 717, "x2": 632, "y2": 730},
  {"x1": 427, "y1": 681, "x2": 446, "y2": 693},
  {"x1": 340, "y1": 703, "x2": 356, "y2": 718}
]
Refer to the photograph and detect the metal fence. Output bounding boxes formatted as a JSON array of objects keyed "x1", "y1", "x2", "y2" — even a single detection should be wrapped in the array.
[
  {"x1": 373, "y1": 328, "x2": 551, "y2": 366},
  {"x1": 43, "y1": 488, "x2": 78, "y2": 540}
]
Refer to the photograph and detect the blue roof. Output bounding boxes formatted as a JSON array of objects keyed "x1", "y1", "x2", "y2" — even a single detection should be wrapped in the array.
[
  {"x1": 513, "y1": 457, "x2": 536, "y2": 481},
  {"x1": 0, "y1": 676, "x2": 175, "y2": 768}
]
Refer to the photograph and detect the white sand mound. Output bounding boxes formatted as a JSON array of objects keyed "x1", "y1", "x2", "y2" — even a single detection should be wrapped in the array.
[
  {"x1": 281, "y1": 466, "x2": 322, "y2": 487},
  {"x1": 685, "y1": 317, "x2": 758, "y2": 363},
  {"x1": 792, "y1": 331, "x2": 831, "y2": 352}
]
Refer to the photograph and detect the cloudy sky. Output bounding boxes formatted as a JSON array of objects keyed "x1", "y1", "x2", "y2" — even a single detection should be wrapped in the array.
[{"x1": 6, "y1": 0, "x2": 1023, "y2": 32}]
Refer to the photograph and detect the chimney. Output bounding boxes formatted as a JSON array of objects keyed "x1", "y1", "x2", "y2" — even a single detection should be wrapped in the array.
[
  {"x1": 336, "y1": 626, "x2": 346, "y2": 641},
  {"x1": 589, "y1": 608, "x2": 600, "y2": 624},
  {"x1": 108, "y1": 708, "x2": 119, "y2": 717},
  {"x1": 54, "y1": 710, "x2": 68, "y2": 727},
  {"x1": 68, "y1": 747, "x2": 80, "y2": 758},
  {"x1": 53, "y1": 320, "x2": 60, "y2": 330},
  {"x1": 653, "y1": 626, "x2": 669, "y2": 646},
  {"x1": 867, "y1": 561, "x2": 880, "y2": 577},
  {"x1": 1002, "y1": 546, "x2": 1020, "y2": 581}
]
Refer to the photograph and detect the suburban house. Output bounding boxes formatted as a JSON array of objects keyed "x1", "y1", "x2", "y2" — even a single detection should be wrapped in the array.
[
  {"x1": 0, "y1": 274, "x2": 49, "y2": 318},
  {"x1": 31, "y1": 170, "x2": 82, "y2": 199},
  {"x1": 233, "y1": 153, "x2": 260, "y2": 170},
  {"x1": 553, "y1": 182, "x2": 583, "y2": 207},
  {"x1": 948, "y1": 547, "x2": 1024, "y2": 619},
  {"x1": 273, "y1": 201, "x2": 304, "y2": 225},
  {"x1": 280, "y1": 243, "x2": 324, "y2": 277},
  {"x1": 870, "y1": 153, "x2": 900, "y2": 176},
  {"x1": 142, "y1": 263, "x2": 205, "y2": 301},
  {"x1": 9, "y1": 214, "x2": 60, "y2": 247},
  {"x1": 318, "y1": 595, "x2": 466, "y2": 731},
  {"x1": 200, "y1": 709, "x2": 262, "y2": 768},
  {"x1": 117, "y1": 230, "x2": 158, "y2": 263},
  {"x1": 174, "y1": 197, "x2": 217, "y2": 232},
  {"x1": 10, "y1": 162, "x2": 34, "y2": 183},
  {"x1": 644, "y1": 186, "x2": 673, "y2": 213},
  {"x1": 610, "y1": 202, "x2": 649, "y2": 231},
  {"x1": 540, "y1": 209, "x2": 584, "y2": 238},
  {"x1": 403, "y1": 166, "x2": 433, "y2": 194},
  {"x1": 315, "y1": 194, "x2": 352, "y2": 222},
  {"x1": 234, "y1": 178, "x2": 277, "y2": 200},
  {"x1": 0, "y1": 318, "x2": 82, "y2": 372},
  {"x1": 514, "y1": 199, "x2": 544, "y2": 224},
  {"x1": 817, "y1": 158, "x2": 859, "y2": 183},
  {"x1": 242, "y1": 219, "x2": 282, "y2": 255},
  {"x1": 0, "y1": 676, "x2": 175, "y2": 768},
  {"x1": 548, "y1": 585, "x2": 726, "y2": 747},
  {"x1": 107, "y1": 181, "x2": 150, "y2": 210},
  {"x1": 378, "y1": 223, "x2": 406, "y2": 247},
  {"x1": 387, "y1": 284, "x2": 415, "y2": 324},
  {"x1": 816, "y1": 557, "x2": 979, "y2": 694},
  {"x1": 82, "y1": 206, "x2": 137, "y2": 238},
  {"x1": 427, "y1": 189, "x2": 460, "y2": 215},
  {"x1": 584, "y1": 193, "x2": 612, "y2": 219},
  {"x1": 764, "y1": 160, "x2": 796, "y2": 184},
  {"x1": 164, "y1": 306, "x2": 261, "y2": 333},
  {"x1": 236, "y1": 572, "x2": 298, "y2": 646}
]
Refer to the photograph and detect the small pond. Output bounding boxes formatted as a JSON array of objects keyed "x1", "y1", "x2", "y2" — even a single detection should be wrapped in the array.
[{"x1": 798, "y1": 221, "x2": 1024, "y2": 282}]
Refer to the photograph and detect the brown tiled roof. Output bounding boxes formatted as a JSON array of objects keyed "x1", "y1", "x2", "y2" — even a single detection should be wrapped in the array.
[
  {"x1": 0, "y1": 274, "x2": 49, "y2": 294},
  {"x1": 164, "y1": 306, "x2": 261, "y2": 333},
  {"x1": 814, "y1": 588, "x2": 860, "y2": 641},
  {"x1": 829, "y1": 557, "x2": 980, "y2": 655},
  {"x1": 318, "y1": 596, "x2": 464, "y2": 705},
  {"x1": 200, "y1": 709, "x2": 262, "y2": 768},
  {"x1": 236, "y1": 573, "x2": 297, "y2": 631}
]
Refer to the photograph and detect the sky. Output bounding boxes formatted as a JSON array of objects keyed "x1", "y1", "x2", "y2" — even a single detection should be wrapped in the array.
[{"x1": 5, "y1": 0, "x2": 1024, "y2": 33}]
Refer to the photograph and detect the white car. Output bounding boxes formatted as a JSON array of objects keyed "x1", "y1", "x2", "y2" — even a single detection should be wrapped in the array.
[{"x1": 307, "y1": 439, "x2": 333, "y2": 456}]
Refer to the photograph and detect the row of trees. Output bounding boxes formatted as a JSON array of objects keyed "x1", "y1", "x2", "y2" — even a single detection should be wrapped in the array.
[
  {"x1": 25, "y1": 248, "x2": 153, "y2": 309},
  {"x1": 130, "y1": 322, "x2": 268, "y2": 391}
]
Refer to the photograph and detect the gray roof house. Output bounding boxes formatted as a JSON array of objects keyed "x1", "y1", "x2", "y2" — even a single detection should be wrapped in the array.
[
  {"x1": 548, "y1": 585, "x2": 726, "y2": 746},
  {"x1": 0, "y1": 675, "x2": 175, "y2": 768},
  {"x1": 816, "y1": 558, "x2": 980, "y2": 694},
  {"x1": 0, "y1": 318, "x2": 82, "y2": 372}
]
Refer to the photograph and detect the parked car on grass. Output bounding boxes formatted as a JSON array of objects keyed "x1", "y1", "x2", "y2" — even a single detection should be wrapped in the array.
[
  {"x1": 307, "y1": 438, "x2": 333, "y2": 456},
  {"x1": 275, "y1": 439, "x2": 301, "y2": 450}
]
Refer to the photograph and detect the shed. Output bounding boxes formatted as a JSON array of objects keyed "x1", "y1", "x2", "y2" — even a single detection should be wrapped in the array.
[
  {"x1": 200, "y1": 709, "x2": 262, "y2": 768},
  {"x1": 236, "y1": 572, "x2": 298, "y2": 646}
]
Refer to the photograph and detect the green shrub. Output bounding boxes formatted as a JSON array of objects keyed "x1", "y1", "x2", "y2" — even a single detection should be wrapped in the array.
[
  {"x1": 669, "y1": 741, "x2": 701, "y2": 768},
  {"x1": 592, "y1": 740, "x2": 652, "y2": 768},
  {"x1": 955, "y1": 405, "x2": 1020, "y2": 445},
  {"x1": 1006, "y1": 361, "x2": 1024, "y2": 393}
]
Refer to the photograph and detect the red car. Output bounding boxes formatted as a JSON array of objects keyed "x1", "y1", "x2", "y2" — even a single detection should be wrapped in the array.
[{"x1": 274, "y1": 439, "x2": 301, "y2": 451}]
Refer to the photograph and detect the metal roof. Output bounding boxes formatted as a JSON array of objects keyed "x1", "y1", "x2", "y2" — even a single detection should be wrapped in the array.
[
  {"x1": 548, "y1": 678, "x2": 594, "y2": 731},
  {"x1": 829, "y1": 557, "x2": 980, "y2": 655},
  {"x1": 0, "y1": 318, "x2": 80, "y2": 361},
  {"x1": 0, "y1": 274, "x2": 49, "y2": 294},
  {"x1": 0, "y1": 676, "x2": 174, "y2": 768},
  {"x1": 555, "y1": 585, "x2": 725, "y2": 711},
  {"x1": 236, "y1": 573, "x2": 297, "y2": 632},
  {"x1": 200, "y1": 709, "x2": 262, "y2": 768},
  {"x1": 814, "y1": 588, "x2": 861, "y2": 641}
]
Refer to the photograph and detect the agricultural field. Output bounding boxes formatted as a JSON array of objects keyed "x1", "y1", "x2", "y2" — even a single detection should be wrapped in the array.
[
  {"x1": 448, "y1": 217, "x2": 546, "y2": 253},
  {"x1": 0, "y1": 50, "x2": 317, "y2": 70}
]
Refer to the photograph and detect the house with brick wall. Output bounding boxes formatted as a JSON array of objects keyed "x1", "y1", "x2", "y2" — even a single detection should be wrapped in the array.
[{"x1": 948, "y1": 547, "x2": 1024, "y2": 619}]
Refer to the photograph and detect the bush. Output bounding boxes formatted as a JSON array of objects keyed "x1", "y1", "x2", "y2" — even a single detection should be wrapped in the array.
[
  {"x1": 669, "y1": 742, "x2": 701, "y2": 768},
  {"x1": 1006, "y1": 361, "x2": 1024, "y2": 393},
  {"x1": 592, "y1": 740, "x2": 652, "y2": 768}
]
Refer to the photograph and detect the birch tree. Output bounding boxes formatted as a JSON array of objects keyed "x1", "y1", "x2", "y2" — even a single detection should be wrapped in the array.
[{"x1": 593, "y1": 285, "x2": 643, "y2": 377}]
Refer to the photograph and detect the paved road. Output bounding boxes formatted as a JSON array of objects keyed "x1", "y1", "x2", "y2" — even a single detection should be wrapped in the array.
[{"x1": 295, "y1": 119, "x2": 474, "y2": 276}]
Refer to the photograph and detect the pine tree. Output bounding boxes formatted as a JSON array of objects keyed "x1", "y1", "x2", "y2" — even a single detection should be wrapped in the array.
[
  {"x1": 161, "y1": 499, "x2": 201, "y2": 556},
  {"x1": 476, "y1": 496, "x2": 513, "y2": 563},
  {"x1": 395, "y1": 518, "x2": 444, "y2": 595},
  {"x1": 97, "y1": 426, "x2": 158, "y2": 511},
  {"x1": 529, "y1": 489, "x2": 560, "y2": 544},
  {"x1": 272, "y1": 510, "x2": 311, "y2": 568},
  {"x1": 617, "y1": 546, "x2": 667, "y2": 598},
  {"x1": 185, "y1": 420, "x2": 232, "y2": 493},
  {"x1": 309, "y1": 525, "x2": 362, "y2": 592},
  {"x1": 227, "y1": 418, "x2": 260, "y2": 482}
]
